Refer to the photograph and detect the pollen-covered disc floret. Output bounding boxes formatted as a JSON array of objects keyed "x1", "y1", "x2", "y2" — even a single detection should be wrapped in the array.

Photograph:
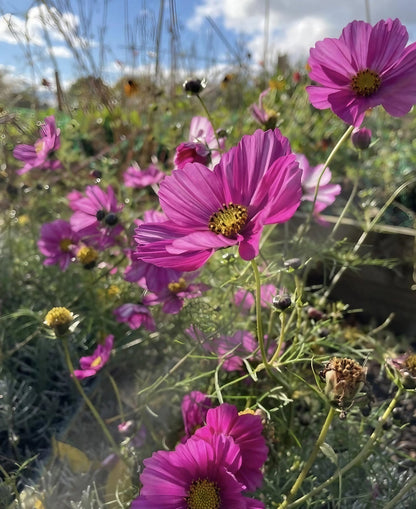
[
  {"x1": 187, "y1": 479, "x2": 220, "y2": 509},
  {"x1": 44, "y1": 307, "x2": 73, "y2": 336},
  {"x1": 208, "y1": 202, "x2": 248, "y2": 237},
  {"x1": 351, "y1": 69, "x2": 381, "y2": 97}
]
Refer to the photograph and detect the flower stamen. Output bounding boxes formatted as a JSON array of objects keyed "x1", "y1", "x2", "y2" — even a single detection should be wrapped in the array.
[
  {"x1": 186, "y1": 478, "x2": 220, "y2": 509},
  {"x1": 168, "y1": 277, "x2": 187, "y2": 294},
  {"x1": 209, "y1": 202, "x2": 248, "y2": 237},
  {"x1": 351, "y1": 69, "x2": 381, "y2": 97}
]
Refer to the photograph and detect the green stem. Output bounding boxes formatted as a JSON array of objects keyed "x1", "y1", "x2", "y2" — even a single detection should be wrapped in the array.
[
  {"x1": 62, "y1": 338, "x2": 119, "y2": 451},
  {"x1": 196, "y1": 94, "x2": 221, "y2": 149},
  {"x1": 287, "y1": 386, "x2": 403, "y2": 508},
  {"x1": 250, "y1": 259, "x2": 273, "y2": 376},
  {"x1": 279, "y1": 406, "x2": 336, "y2": 508},
  {"x1": 268, "y1": 312, "x2": 286, "y2": 365},
  {"x1": 328, "y1": 176, "x2": 359, "y2": 241},
  {"x1": 107, "y1": 372, "x2": 125, "y2": 423}
]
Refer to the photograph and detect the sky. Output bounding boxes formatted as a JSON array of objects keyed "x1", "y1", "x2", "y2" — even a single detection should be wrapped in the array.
[{"x1": 1, "y1": 0, "x2": 416, "y2": 91}]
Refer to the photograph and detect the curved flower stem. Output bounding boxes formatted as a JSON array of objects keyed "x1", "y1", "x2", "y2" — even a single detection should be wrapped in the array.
[
  {"x1": 322, "y1": 176, "x2": 416, "y2": 301},
  {"x1": 287, "y1": 386, "x2": 404, "y2": 508},
  {"x1": 250, "y1": 259, "x2": 273, "y2": 377},
  {"x1": 107, "y1": 372, "x2": 125, "y2": 423},
  {"x1": 62, "y1": 338, "x2": 119, "y2": 452},
  {"x1": 297, "y1": 125, "x2": 354, "y2": 243},
  {"x1": 279, "y1": 405, "x2": 336, "y2": 508},
  {"x1": 268, "y1": 312, "x2": 286, "y2": 366}
]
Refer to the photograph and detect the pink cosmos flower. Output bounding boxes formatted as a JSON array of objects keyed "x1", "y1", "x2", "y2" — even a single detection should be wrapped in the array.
[
  {"x1": 296, "y1": 154, "x2": 341, "y2": 216},
  {"x1": 123, "y1": 163, "x2": 165, "y2": 188},
  {"x1": 181, "y1": 391, "x2": 213, "y2": 440},
  {"x1": 13, "y1": 116, "x2": 61, "y2": 175},
  {"x1": 38, "y1": 219, "x2": 79, "y2": 271},
  {"x1": 306, "y1": 19, "x2": 416, "y2": 127},
  {"x1": 134, "y1": 128, "x2": 302, "y2": 271},
  {"x1": 69, "y1": 185, "x2": 124, "y2": 249},
  {"x1": 73, "y1": 334, "x2": 114, "y2": 380},
  {"x1": 174, "y1": 116, "x2": 225, "y2": 169},
  {"x1": 194, "y1": 403, "x2": 268, "y2": 492},
  {"x1": 113, "y1": 303, "x2": 156, "y2": 331},
  {"x1": 234, "y1": 284, "x2": 277, "y2": 312},
  {"x1": 143, "y1": 273, "x2": 210, "y2": 314},
  {"x1": 132, "y1": 432, "x2": 264, "y2": 508}
]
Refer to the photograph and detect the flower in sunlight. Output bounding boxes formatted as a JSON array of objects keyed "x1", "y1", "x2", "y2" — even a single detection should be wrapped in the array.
[
  {"x1": 73, "y1": 334, "x2": 114, "y2": 380},
  {"x1": 134, "y1": 128, "x2": 302, "y2": 271},
  {"x1": 307, "y1": 18, "x2": 416, "y2": 127},
  {"x1": 38, "y1": 219, "x2": 79, "y2": 271},
  {"x1": 13, "y1": 115, "x2": 61, "y2": 175}
]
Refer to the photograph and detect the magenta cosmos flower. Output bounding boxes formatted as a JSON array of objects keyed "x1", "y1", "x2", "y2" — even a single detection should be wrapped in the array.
[
  {"x1": 296, "y1": 154, "x2": 341, "y2": 216},
  {"x1": 123, "y1": 163, "x2": 165, "y2": 188},
  {"x1": 69, "y1": 185, "x2": 124, "y2": 249},
  {"x1": 307, "y1": 18, "x2": 416, "y2": 127},
  {"x1": 174, "y1": 116, "x2": 225, "y2": 169},
  {"x1": 134, "y1": 129, "x2": 302, "y2": 271},
  {"x1": 194, "y1": 403, "x2": 268, "y2": 492},
  {"x1": 181, "y1": 391, "x2": 213, "y2": 440},
  {"x1": 250, "y1": 88, "x2": 277, "y2": 129},
  {"x1": 113, "y1": 303, "x2": 156, "y2": 331},
  {"x1": 131, "y1": 432, "x2": 264, "y2": 508},
  {"x1": 73, "y1": 334, "x2": 114, "y2": 380},
  {"x1": 38, "y1": 219, "x2": 79, "y2": 271},
  {"x1": 13, "y1": 116, "x2": 61, "y2": 175}
]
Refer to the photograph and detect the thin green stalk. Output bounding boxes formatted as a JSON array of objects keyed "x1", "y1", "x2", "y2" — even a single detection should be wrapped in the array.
[
  {"x1": 268, "y1": 312, "x2": 286, "y2": 365},
  {"x1": 287, "y1": 386, "x2": 403, "y2": 508},
  {"x1": 250, "y1": 259, "x2": 273, "y2": 376},
  {"x1": 328, "y1": 176, "x2": 359, "y2": 241},
  {"x1": 107, "y1": 372, "x2": 125, "y2": 423},
  {"x1": 62, "y1": 338, "x2": 119, "y2": 452},
  {"x1": 323, "y1": 177, "x2": 416, "y2": 301},
  {"x1": 279, "y1": 406, "x2": 336, "y2": 508},
  {"x1": 196, "y1": 94, "x2": 221, "y2": 149}
]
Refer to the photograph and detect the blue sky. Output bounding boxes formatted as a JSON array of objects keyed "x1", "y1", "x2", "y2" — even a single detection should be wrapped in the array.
[{"x1": 1, "y1": 0, "x2": 416, "y2": 90}]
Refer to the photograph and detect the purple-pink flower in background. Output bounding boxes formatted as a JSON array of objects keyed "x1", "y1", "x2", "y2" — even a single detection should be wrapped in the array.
[
  {"x1": 38, "y1": 219, "x2": 79, "y2": 271},
  {"x1": 296, "y1": 154, "x2": 341, "y2": 217},
  {"x1": 73, "y1": 334, "x2": 114, "y2": 380},
  {"x1": 123, "y1": 163, "x2": 165, "y2": 188},
  {"x1": 181, "y1": 391, "x2": 212, "y2": 440},
  {"x1": 69, "y1": 185, "x2": 124, "y2": 249},
  {"x1": 307, "y1": 18, "x2": 416, "y2": 127},
  {"x1": 14, "y1": 116, "x2": 61, "y2": 175},
  {"x1": 234, "y1": 283, "x2": 277, "y2": 312},
  {"x1": 143, "y1": 273, "x2": 210, "y2": 314},
  {"x1": 134, "y1": 128, "x2": 302, "y2": 271},
  {"x1": 250, "y1": 88, "x2": 278, "y2": 129},
  {"x1": 174, "y1": 115, "x2": 225, "y2": 169},
  {"x1": 131, "y1": 431, "x2": 264, "y2": 508},
  {"x1": 113, "y1": 303, "x2": 156, "y2": 331},
  {"x1": 194, "y1": 403, "x2": 268, "y2": 492}
]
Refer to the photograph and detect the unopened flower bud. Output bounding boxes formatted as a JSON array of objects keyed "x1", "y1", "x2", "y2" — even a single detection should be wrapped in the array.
[
  {"x1": 183, "y1": 78, "x2": 206, "y2": 95},
  {"x1": 283, "y1": 257, "x2": 301, "y2": 270},
  {"x1": 307, "y1": 306, "x2": 324, "y2": 321},
  {"x1": 273, "y1": 294, "x2": 292, "y2": 311},
  {"x1": 351, "y1": 127, "x2": 372, "y2": 150}
]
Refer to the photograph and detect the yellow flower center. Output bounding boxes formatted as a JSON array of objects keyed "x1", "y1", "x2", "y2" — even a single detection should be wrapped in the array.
[
  {"x1": 44, "y1": 307, "x2": 73, "y2": 328},
  {"x1": 187, "y1": 479, "x2": 220, "y2": 509},
  {"x1": 350, "y1": 69, "x2": 381, "y2": 97},
  {"x1": 59, "y1": 238, "x2": 72, "y2": 252},
  {"x1": 91, "y1": 355, "x2": 102, "y2": 368},
  {"x1": 209, "y1": 202, "x2": 248, "y2": 237},
  {"x1": 238, "y1": 408, "x2": 256, "y2": 416},
  {"x1": 405, "y1": 354, "x2": 416, "y2": 376},
  {"x1": 168, "y1": 277, "x2": 188, "y2": 294},
  {"x1": 35, "y1": 140, "x2": 45, "y2": 153},
  {"x1": 77, "y1": 246, "x2": 98, "y2": 266}
]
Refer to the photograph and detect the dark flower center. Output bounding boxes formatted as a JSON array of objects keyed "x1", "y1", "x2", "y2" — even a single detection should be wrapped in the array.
[
  {"x1": 351, "y1": 69, "x2": 381, "y2": 97},
  {"x1": 96, "y1": 209, "x2": 106, "y2": 221},
  {"x1": 209, "y1": 202, "x2": 248, "y2": 237},
  {"x1": 187, "y1": 479, "x2": 220, "y2": 509},
  {"x1": 105, "y1": 213, "x2": 118, "y2": 226}
]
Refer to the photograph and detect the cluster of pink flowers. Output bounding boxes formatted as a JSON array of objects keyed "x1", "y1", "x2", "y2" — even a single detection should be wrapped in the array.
[{"x1": 132, "y1": 402, "x2": 268, "y2": 508}]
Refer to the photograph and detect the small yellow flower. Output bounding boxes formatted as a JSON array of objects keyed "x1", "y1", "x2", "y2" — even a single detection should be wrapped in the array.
[
  {"x1": 44, "y1": 307, "x2": 73, "y2": 337},
  {"x1": 107, "y1": 284, "x2": 121, "y2": 298},
  {"x1": 76, "y1": 246, "x2": 98, "y2": 269},
  {"x1": 18, "y1": 214, "x2": 30, "y2": 225}
]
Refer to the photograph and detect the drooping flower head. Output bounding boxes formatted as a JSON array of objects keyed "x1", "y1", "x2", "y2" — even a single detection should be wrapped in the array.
[
  {"x1": 296, "y1": 154, "x2": 341, "y2": 216},
  {"x1": 73, "y1": 334, "x2": 114, "y2": 380},
  {"x1": 132, "y1": 430, "x2": 264, "y2": 508},
  {"x1": 69, "y1": 185, "x2": 124, "y2": 249},
  {"x1": 306, "y1": 19, "x2": 416, "y2": 127},
  {"x1": 134, "y1": 128, "x2": 302, "y2": 271},
  {"x1": 181, "y1": 391, "x2": 213, "y2": 440},
  {"x1": 174, "y1": 116, "x2": 225, "y2": 169},
  {"x1": 13, "y1": 116, "x2": 61, "y2": 175},
  {"x1": 123, "y1": 163, "x2": 165, "y2": 189},
  {"x1": 38, "y1": 219, "x2": 79, "y2": 271}
]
